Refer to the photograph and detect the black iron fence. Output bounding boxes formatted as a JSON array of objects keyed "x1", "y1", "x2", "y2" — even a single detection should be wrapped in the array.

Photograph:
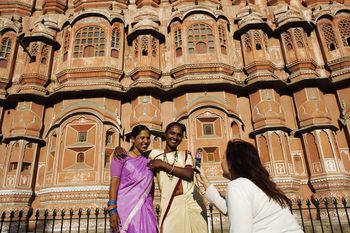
[{"x1": 0, "y1": 198, "x2": 349, "y2": 233}]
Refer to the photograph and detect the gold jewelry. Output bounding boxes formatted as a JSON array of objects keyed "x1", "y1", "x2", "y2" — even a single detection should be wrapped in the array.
[{"x1": 163, "y1": 151, "x2": 178, "y2": 180}]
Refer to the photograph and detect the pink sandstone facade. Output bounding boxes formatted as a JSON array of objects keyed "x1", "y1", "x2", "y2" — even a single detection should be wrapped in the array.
[{"x1": 0, "y1": 0, "x2": 349, "y2": 212}]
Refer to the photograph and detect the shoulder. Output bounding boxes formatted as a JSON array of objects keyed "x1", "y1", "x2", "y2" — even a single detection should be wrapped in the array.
[
  {"x1": 149, "y1": 149, "x2": 164, "y2": 159},
  {"x1": 228, "y1": 178, "x2": 256, "y2": 191}
]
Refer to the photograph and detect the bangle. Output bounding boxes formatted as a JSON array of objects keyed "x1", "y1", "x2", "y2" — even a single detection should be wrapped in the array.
[
  {"x1": 107, "y1": 200, "x2": 117, "y2": 206},
  {"x1": 108, "y1": 208, "x2": 117, "y2": 216},
  {"x1": 107, "y1": 205, "x2": 117, "y2": 210},
  {"x1": 168, "y1": 164, "x2": 175, "y2": 174}
]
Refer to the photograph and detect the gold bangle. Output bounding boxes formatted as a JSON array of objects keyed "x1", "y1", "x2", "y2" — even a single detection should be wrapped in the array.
[{"x1": 168, "y1": 164, "x2": 175, "y2": 174}]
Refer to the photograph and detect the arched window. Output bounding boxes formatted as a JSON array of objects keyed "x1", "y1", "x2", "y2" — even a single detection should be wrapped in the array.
[
  {"x1": 243, "y1": 34, "x2": 252, "y2": 52},
  {"x1": 41, "y1": 45, "x2": 49, "y2": 64},
  {"x1": 338, "y1": 19, "x2": 350, "y2": 47},
  {"x1": 294, "y1": 28, "x2": 305, "y2": 48},
  {"x1": 320, "y1": 23, "x2": 338, "y2": 51},
  {"x1": 174, "y1": 27, "x2": 182, "y2": 57},
  {"x1": 30, "y1": 43, "x2": 39, "y2": 63},
  {"x1": 74, "y1": 26, "x2": 105, "y2": 58},
  {"x1": 134, "y1": 37, "x2": 139, "y2": 57},
  {"x1": 111, "y1": 27, "x2": 120, "y2": 58},
  {"x1": 253, "y1": 31, "x2": 263, "y2": 51},
  {"x1": 77, "y1": 153, "x2": 84, "y2": 163},
  {"x1": 0, "y1": 37, "x2": 12, "y2": 68},
  {"x1": 218, "y1": 25, "x2": 227, "y2": 54},
  {"x1": 188, "y1": 23, "x2": 214, "y2": 54},
  {"x1": 282, "y1": 31, "x2": 293, "y2": 50},
  {"x1": 151, "y1": 37, "x2": 157, "y2": 57},
  {"x1": 141, "y1": 36, "x2": 148, "y2": 56},
  {"x1": 63, "y1": 30, "x2": 70, "y2": 61}
]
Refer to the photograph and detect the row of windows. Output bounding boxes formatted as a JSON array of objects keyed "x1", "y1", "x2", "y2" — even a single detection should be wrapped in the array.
[{"x1": 1, "y1": 18, "x2": 349, "y2": 67}]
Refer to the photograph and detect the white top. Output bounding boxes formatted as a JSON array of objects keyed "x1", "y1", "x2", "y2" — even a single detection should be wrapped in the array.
[{"x1": 205, "y1": 178, "x2": 303, "y2": 233}]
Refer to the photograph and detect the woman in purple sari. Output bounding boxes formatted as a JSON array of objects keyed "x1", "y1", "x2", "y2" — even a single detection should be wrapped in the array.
[{"x1": 108, "y1": 125, "x2": 158, "y2": 233}]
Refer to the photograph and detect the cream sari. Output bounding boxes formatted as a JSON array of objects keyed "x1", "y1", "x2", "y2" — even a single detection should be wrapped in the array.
[{"x1": 150, "y1": 149, "x2": 208, "y2": 233}]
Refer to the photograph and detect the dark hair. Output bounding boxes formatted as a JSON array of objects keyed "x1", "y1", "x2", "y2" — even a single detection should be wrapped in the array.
[
  {"x1": 165, "y1": 122, "x2": 186, "y2": 135},
  {"x1": 129, "y1": 125, "x2": 150, "y2": 151},
  {"x1": 226, "y1": 139, "x2": 291, "y2": 207}
]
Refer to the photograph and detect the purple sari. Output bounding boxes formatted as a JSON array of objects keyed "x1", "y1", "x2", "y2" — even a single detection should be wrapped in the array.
[{"x1": 111, "y1": 155, "x2": 158, "y2": 233}]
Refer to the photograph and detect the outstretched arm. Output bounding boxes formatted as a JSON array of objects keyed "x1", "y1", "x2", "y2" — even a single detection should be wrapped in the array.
[
  {"x1": 148, "y1": 159, "x2": 193, "y2": 181},
  {"x1": 196, "y1": 168, "x2": 228, "y2": 215}
]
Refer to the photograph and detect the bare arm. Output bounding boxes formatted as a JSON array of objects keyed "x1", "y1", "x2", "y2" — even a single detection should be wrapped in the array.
[
  {"x1": 148, "y1": 159, "x2": 193, "y2": 181},
  {"x1": 109, "y1": 177, "x2": 121, "y2": 232}
]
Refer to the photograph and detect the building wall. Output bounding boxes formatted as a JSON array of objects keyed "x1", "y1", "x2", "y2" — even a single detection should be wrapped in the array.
[{"x1": 0, "y1": 0, "x2": 349, "y2": 211}]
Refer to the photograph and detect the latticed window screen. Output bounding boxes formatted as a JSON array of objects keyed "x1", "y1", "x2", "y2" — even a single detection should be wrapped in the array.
[
  {"x1": 294, "y1": 28, "x2": 305, "y2": 48},
  {"x1": 63, "y1": 31, "x2": 70, "y2": 61},
  {"x1": 141, "y1": 36, "x2": 148, "y2": 56},
  {"x1": 134, "y1": 37, "x2": 139, "y2": 57},
  {"x1": 0, "y1": 37, "x2": 12, "y2": 60},
  {"x1": 30, "y1": 43, "x2": 39, "y2": 62},
  {"x1": 174, "y1": 27, "x2": 182, "y2": 57},
  {"x1": 111, "y1": 27, "x2": 120, "y2": 58},
  {"x1": 151, "y1": 37, "x2": 157, "y2": 57},
  {"x1": 321, "y1": 23, "x2": 338, "y2": 51},
  {"x1": 41, "y1": 45, "x2": 49, "y2": 64},
  {"x1": 188, "y1": 23, "x2": 214, "y2": 54},
  {"x1": 338, "y1": 20, "x2": 350, "y2": 47},
  {"x1": 282, "y1": 31, "x2": 293, "y2": 50},
  {"x1": 243, "y1": 34, "x2": 252, "y2": 52},
  {"x1": 74, "y1": 26, "x2": 105, "y2": 57},
  {"x1": 253, "y1": 30, "x2": 263, "y2": 50},
  {"x1": 0, "y1": 37, "x2": 12, "y2": 68},
  {"x1": 218, "y1": 25, "x2": 227, "y2": 54}
]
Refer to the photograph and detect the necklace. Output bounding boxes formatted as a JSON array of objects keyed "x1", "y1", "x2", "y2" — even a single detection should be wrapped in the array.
[{"x1": 163, "y1": 151, "x2": 178, "y2": 180}]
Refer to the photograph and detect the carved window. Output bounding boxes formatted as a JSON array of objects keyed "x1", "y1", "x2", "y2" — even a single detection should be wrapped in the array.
[
  {"x1": 41, "y1": 45, "x2": 49, "y2": 64},
  {"x1": 0, "y1": 37, "x2": 12, "y2": 68},
  {"x1": 30, "y1": 43, "x2": 39, "y2": 63},
  {"x1": 74, "y1": 26, "x2": 105, "y2": 58},
  {"x1": 111, "y1": 27, "x2": 120, "y2": 58},
  {"x1": 243, "y1": 34, "x2": 252, "y2": 52},
  {"x1": 174, "y1": 27, "x2": 182, "y2": 57},
  {"x1": 134, "y1": 37, "x2": 139, "y2": 57},
  {"x1": 218, "y1": 25, "x2": 227, "y2": 54},
  {"x1": 203, "y1": 147, "x2": 219, "y2": 162},
  {"x1": 78, "y1": 132, "x2": 87, "y2": 142},
  {"x1": 203, "y1": 123, "x2": 214, "y2": 135},
  {"x1": 21, "y1": 162, "x2": 31, "y2": 172},
  {"x1": 151, "y1": 37, "x2": 157, "y2": 57},
  {"x1": 282, "y1": 31, "x2": 293, "y2": 50},
  {"x1": 63, "y1": 30, "x2": 70, "y2": 61},
  {"x1": 188, "y1": 23, "x2": 214, "y2": 54},
  {"x1": 105, "y1": 132, "x2": 112, "y2": 145},
  {"x1": 253, "y1": 31, "x2": 263, "y2": 50},
  {"x1": 338, "y1": 20, "x2": 350, "y2": 47},
  {"x1": 9, "y1": 162, "x2": 18, "y2": 172},
  {"x1": 294, "y1": 28, "x2": 305, "y2": 48},
  {"x1": 321, "y1": 23, "x2": 338, "y2": 51},
  {"x1": 141, "y1": 36, "x2": 148, "y2": 56},
  {"x1": 77, "y1": 153, "x2": 84, "y2": 163}
]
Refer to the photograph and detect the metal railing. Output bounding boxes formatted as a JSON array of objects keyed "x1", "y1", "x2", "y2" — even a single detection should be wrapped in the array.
[{"x1": 0, "y1": 198, "x2": 349, "y2": 232}]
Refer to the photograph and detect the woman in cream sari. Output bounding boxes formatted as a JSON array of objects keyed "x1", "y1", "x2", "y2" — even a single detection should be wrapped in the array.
[{"x1": 147, "y1": 122, "x2": 207, "y2": 233}]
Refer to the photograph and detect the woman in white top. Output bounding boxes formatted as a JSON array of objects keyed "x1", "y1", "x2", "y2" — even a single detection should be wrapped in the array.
[{"x1": 196, "y1": 139, "x2": 303, "y2": 233}]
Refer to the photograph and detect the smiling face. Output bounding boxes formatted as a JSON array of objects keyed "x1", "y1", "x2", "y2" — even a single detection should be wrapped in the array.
[
  {"x1": 165, "y1": 124, "x2": 184, "y2": 152},
  {"x1": 132, "y1": 130, "x2": 151, "y2": 154}
]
